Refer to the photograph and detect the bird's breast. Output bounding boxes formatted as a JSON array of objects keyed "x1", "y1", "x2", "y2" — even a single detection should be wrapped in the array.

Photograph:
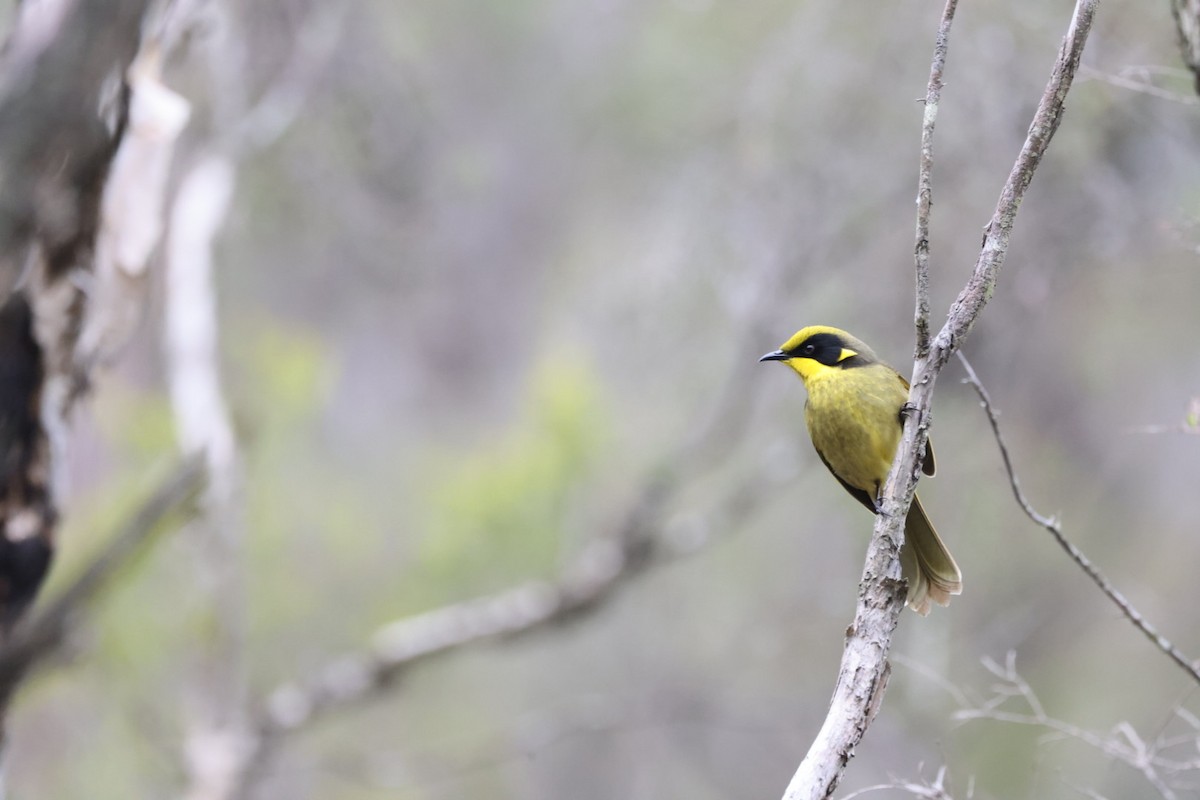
[{"x1": 803, "y1": 367, "x2": 906, "y2": 494}]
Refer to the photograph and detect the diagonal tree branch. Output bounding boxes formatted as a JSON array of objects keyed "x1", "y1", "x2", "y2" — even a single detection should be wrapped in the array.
[
  {"x1": 223, "y1": 460, "x2": 779, "y2": 799},
  {"x1": 781, "y1": 2, "x2": 1101, "y2": 798},
  {"x1": 957, "y1": 352, "x2": 1200, "y2": 687},
  {"x1": 0, "y1": 457, "x2": 205, "y2": 711}
]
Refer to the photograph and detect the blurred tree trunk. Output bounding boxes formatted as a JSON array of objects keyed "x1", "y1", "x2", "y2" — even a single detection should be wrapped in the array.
[
  {"x1": 1171, "y1": 0, "x2": 1200, "y2": 92},
  {"x1": 168, "y1": 154, "x2": 249, "y2": 800},
  {"x1": 0, "y1": 0, "x2": 160, "y2": 736}
]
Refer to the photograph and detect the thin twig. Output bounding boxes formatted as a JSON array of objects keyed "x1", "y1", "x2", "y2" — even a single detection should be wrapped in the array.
[
  {"x1": 956, "y1": 653, "x2": 1195, "y2": 799},
  {"x1": 957, "y1": 351, "x2": 1200, "y2": 687},
  {"x1": 841, "y1": 766, "x2": 957, "y2": 800},
  {"x1": 781, "y1": 3, "x2": 1102, "y2": 798},
  {"x1": 914, "y1": 0, "x2": 958, "y2": 358},
  {"x1": 0, "y1": 458, "x2": 205, "y2": 708},
  {"x1": 892, "y1": 653, "x2": 973, "y2": 709},
  {"x1": 1078, "y1": 64, "x2": 1200, "y2": 105}
]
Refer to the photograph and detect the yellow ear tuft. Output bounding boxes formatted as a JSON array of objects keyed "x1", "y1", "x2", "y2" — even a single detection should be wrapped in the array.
[{"x1": 837, "y1": 348, "x2": 858, "y2": 363}]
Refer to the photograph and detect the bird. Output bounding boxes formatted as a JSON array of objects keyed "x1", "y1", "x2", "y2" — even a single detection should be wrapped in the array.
[{"x1": 759, "y1": 325, "x2": 962, "y2": 615}]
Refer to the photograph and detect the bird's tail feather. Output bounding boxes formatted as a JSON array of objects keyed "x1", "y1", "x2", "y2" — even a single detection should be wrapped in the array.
[{"x1": 900, "y1": 495, "x2": 962, "y2": 616}]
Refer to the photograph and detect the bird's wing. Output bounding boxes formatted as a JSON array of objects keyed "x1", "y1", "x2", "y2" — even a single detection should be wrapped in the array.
[
  {"x1": 814, "y1": 445, "x2": 878, "y2": 514},
  {"x1": 896, "y1": 371, "x2": 936, "y2": 477}
]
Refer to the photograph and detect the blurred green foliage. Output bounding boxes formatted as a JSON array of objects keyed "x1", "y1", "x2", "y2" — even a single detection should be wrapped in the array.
[
  {"x1": 230, "y1": 319, "x2": 333, "y2": 428},
  {"x1": 418, "y1": 351, "x2": 607, "y2": 601}
]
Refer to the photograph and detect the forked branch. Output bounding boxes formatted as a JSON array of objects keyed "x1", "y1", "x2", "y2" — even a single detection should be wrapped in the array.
[{"x1": 780, "y1": 2, "x2": 1101, "y2": 798}]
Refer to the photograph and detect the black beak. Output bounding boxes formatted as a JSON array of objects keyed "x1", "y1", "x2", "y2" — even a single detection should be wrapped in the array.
[{"x1": 759, "y1": 349, "x2": 788, "y2": 362}]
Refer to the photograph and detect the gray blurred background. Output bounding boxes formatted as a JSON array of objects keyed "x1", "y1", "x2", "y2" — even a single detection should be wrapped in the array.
[{"x1": 12, "y1": 1, "x2": 1200, "y2": 798}]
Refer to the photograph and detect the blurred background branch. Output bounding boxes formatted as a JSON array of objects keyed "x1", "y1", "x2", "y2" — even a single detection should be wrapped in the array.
[
  {"x1": 841, "y1": 768, "x2": 958, "y2": 800},
  {"x1": 154, "y1": 3, "x2": 346, "y2": 797},
  {"x1": 1079, "y1": 63, "x2": 1200, "y2": 105},
  {"x1": 0, "y1": 457, "x2": 203, "y2": 713},
  {"x1": 955, "y1": 652, "x2": 1199, "y2": 800}
]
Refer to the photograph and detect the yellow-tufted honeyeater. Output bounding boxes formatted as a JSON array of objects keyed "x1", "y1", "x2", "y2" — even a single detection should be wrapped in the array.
[{"x1": 760, "y1": 326, "x2": 962, "y2": 615}]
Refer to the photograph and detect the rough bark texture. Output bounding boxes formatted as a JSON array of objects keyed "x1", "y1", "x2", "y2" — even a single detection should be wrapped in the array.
[
  {"x1": 0, "y1": 5, "x2": 168, "y2": 759},
  {"x1": 0, "y1": 0, "x2": 150, "y2": 291},
  {"x1": 0, "y1": 0, "x2": 152, "y2": 633},
  {"x1": 913, "y1": 0, "x2": 958, "y2": 358}
]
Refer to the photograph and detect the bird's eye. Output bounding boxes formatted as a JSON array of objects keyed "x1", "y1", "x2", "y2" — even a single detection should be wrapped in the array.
[{"x1": 803, "y1": 344, "x2": 816, "y2": 355}]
